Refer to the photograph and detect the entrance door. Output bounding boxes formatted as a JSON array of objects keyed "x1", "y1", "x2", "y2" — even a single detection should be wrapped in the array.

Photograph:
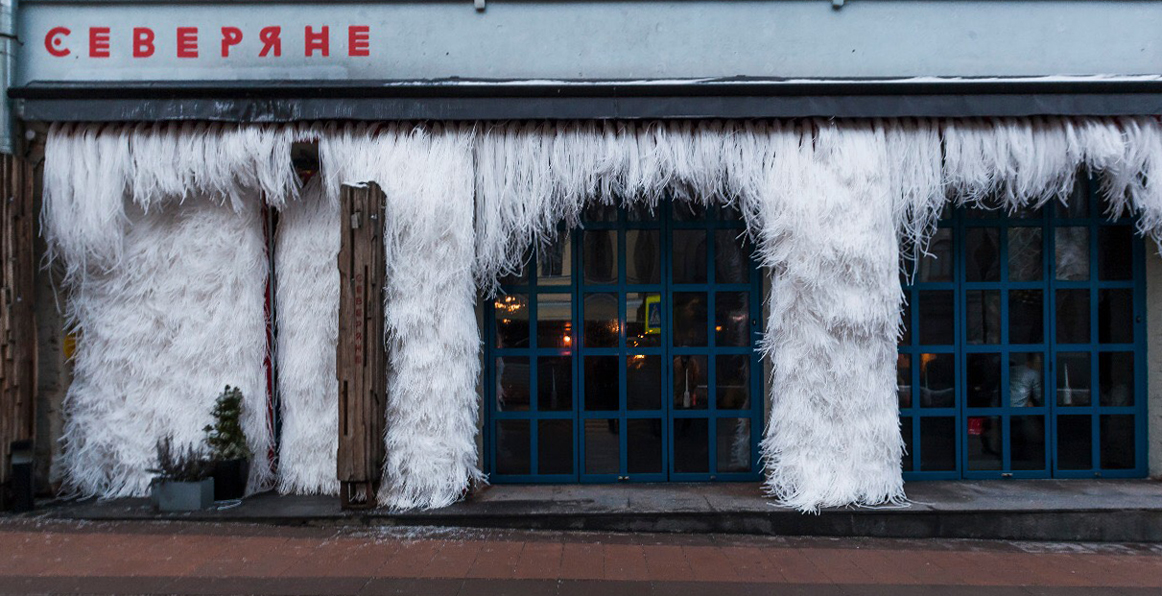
[{"x1": 487, "y1": 200, "x2": 764, "y2": 482}]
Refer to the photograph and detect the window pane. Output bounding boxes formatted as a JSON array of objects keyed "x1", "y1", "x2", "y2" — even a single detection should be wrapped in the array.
[
  {"x1": 1100, "y1": 415, "x2": 1136, "y2": 470},
  {"x1": 494, "y1": 294, "x2": 529, "y2": 349},
  {"x1": 627, "y1": 203, "x2": 659, "y2": 222},
  {"x1": 965, "y1": 228, "x2": 1000, "y2": 281},
  {"x1": 626, "y1": 355, "x2": 662, "y2": 411},
  {"x1": 715, "y1": 230, "x2": 750, "y2": 283},
  {"x1": 537, "y1": 293, "x2": 574, "y2": 349},
  {"x1": 967, "y1": 416, "x2": 1002, "y2": 471},
  {"x1": 918, "y1": 291, "x2": 954, "y2": 345},
  {"x1": 901, "y1": 417, "x2": 914, "y2": 472},
  {"x1": 715, "y1": 292, "x2": 750, "y2": 347},
  {"x1": 966, "y1": 353, "x2": 1001, "y2": 408},
  {"x1": 1055, "y1": 227, "x2": 1090, "y2": 281},
  {"x1": 1055, "y1": 289, "x2": 1090, "y2": 344},
  {"x1": 717, "y1": 418, "x2": 751, "y2": 473},
  {"x1": 919, "y1": 353, "x2": 955, "y2": 408},
  {"x1": 496, "y1": 357, "x2": 530, "y2": 412},
  {"x1": 965, "y1": 290, "x2": 1001, "y2": 344},
  {"x1": 673, "y1": 355, "x2": 708, "y2": 410},
  {"x1": 1009, "y1": 289, "x2": 1044, "y2": 344},
  {"x1": 497, "y1": 420, "x2": 530, "y2": 475},
  {"x1": 918, "y1": 229, "x2": 953, "y2": 283},
  {"x1": 583, "y1": 229, "x2": 618, "y2": 284},
  {"x1": 538, "y1": 420, "x2": 573, "y2": 475},
  {"x1": 583, "y1": 292, "x2": 619, "y2": 348},
  {"x1": 583, "y1": 203, "x2": 617, "y2": 222},
  {"x1": 673, "y1": 292, "x2": 708, "y2": 346},
  {"x1": 626, "y1": 230, "x2": 661, "y2": 284},
  {"x1": 672, "y1": 230, "x2": 708, "y2": 284},
  {"x1": 1010, "y1": 416, "x2": 1046, "y2": 471},
  {"x1": 584, "y1": 419, "x2": 619, "y2": 474},
  {"x1": 1008, "y1": 228, "x2": 1043, "y2": 281},
  {"x1": 716, "y1": 355, "x2": 750, "y2": 410},
  {"x1": 920, "y1": 417, "x2": 957, "y2": 471},
  {"x1": 1098, "y1": 289, "x2": 1134, "y2": 343},
  {"x1": 537, "y1": 356, "x2": 573, "y2": 412},
  {"x1": 1098, "y1": 226, "x2": 1134, "y2": 281},
  {"x1": 672, "y1": 201, "x2": 706, "y2": 222},
  {"x1": 900, "y1": 299, "x2": 912, "y2": 346},
  {"x1": 1056, "y1": 416, "x2": 1092, "y2": 470},
  {"x1": 673, "y1": 418, "x2": 709, "y2": 473},
  {"x1": 897, "y1": 354, "x2": 912, "y2": 408},
  {"x1": 584, "y1": 356, "x2": 619, "y2": 411},
  {"x1": 537, "y1": 232, "x2": 572, "y2": 286},
  {"x1": 1061, "y1": 180, "x2": 1091, "y2": 217},
  {"x1": 1054, "y1": 352, "x2": 1090, "y2": 407},
  {"x1": 627, "y1": 419, "x2": 663, "y2": 474},
  {"x1": 626, "y1": 292, "x2": 662, "y2": 348},
  {"x1": 1099, "y1": 352, "x2": 1135, "y2": 407}
]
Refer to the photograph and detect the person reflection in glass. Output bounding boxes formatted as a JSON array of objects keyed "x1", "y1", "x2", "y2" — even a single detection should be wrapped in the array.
[{"x1": 1010, "y1": 353, "x2": 1043, "y2": 407}]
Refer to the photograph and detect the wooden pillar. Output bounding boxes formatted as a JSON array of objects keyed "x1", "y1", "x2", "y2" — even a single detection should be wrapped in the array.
[
  {"x1": 0, "y1": 155, "x2": 36, "y2": 510},
  {"x1": 336, "y1": 183, "x2": 387, "y2": 509}
]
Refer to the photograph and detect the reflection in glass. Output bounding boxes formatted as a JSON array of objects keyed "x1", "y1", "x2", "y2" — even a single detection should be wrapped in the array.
[
  {"x1": 673, "y1": 418, "x2": 709, "y2": 473},
  {"x1": 716, "y1": 355, "x2": 750, "y2": 410},
  {"x1": 583, "y1": 230, "x2": 618, "y2": 284},
  {"x1": 537, "y1": 232, "x2": 572, "y2": 285},
  {"x1": 1062, "y1": 179, "x2": 1091, "y2": 218},
  {"x1": 626, "y1": 355, "x2": 662, "y2": 410},
  {"x1": 920, "y1": 417, "x2": 956, "y2": 471},
  {"x1": 584, "y1": 356, "x2": 619, "y2": 411},
  {"x1": 1055, "y1": 289, "x2": 1090, "y2": 344},
  {"x1": 919, "y1": 291, "x2": 954, "y2": 345},
  {"x1": 1098, "y1": 226, "x2": 1133, "y2": 281},
  {"x1": 672, "y1": 355, "x2": 708, "y2": 410},
  {"x1": 1055, "y1": 227, "x2": 1090, "y2": 280},
  {"x1": 1010, "y1": 352, "x2": 1046, "y2": 407},
  {"x1": 673, "y1": 292, "x2": 708, "y2": 346},
  {"x1": 626, "y1": 292, "x2": 662, "y2": 348},
  {"x1": 626, "y1": 230, "x2": 661, "y2": 284},
  {"x1": 965, "y1": 228, "x2": 1000, "y2": 281},
  {"x1": 1099, "y1": 352, "x2": 1134, "y2": 407},
  {"x1": 627, "y1": 419, "x2": 664, "y2": 474},
  {"x1": 715, "y1": 230, "x2": 749, "y2": 283},
  {"x1": 1056, "y1": 416, "x2": 1092, "y2": 470},
  {"x1": 966, "y1": 290, "x2": 1001, "y2": 344},
  {"x1": 1100, "y1": 415, "x2": 1135, "y2": 470},
  {"x1": 496, "y1": 420, "x2": 530, "y2": 475},
  {"x1": 583, "y1": 203, "x2": 618, "y2": 222},
  {"x1": 715, "y1": 292, "x2": 750, "y2": 347},
  {"x1": 494, "y1": 294, "x2": 529, "y2": 348},
  {"x1": 672, "y1": 230, "x2": 708, "y2": 283},
  {"x1": 717, "y1": 418, "x2": 751, "y2": 473},
  {"x1": 1008, "y1": 228, "x2": 1043, "y2": 281},
  {"x1": 627, "y1": 202, "x2": 659, "y2": 222},
  {"x1": 496, "y1": 357, "x2": 530, "y2": 412},
  {"x1": 537, "y1": 293, "x2": 573, "y2": 348},
  {"x1": 918, "y1": 229, "x2": 953, "y2": 283},
  {"x1": 537, "y1": 356, "x2": 573, "y2": 412},
  {"x1": 897, "y1": 354, "x2": 912, "y2": 408},
  {"x1": 967, "y1": 416, "x2": 1002, "y2": 471},
  {"x1": 1098, "y1": 289, "x2": 1133, "y2": 343},
  {"x1": 672, "y1": 201, "x2": 707, "y2": 222},
  {"x1": 1009, "y1": 290, "x2": 1044, "y2": 344},
  {"x1": 966, "y1": 353, "x2": 1001, "y2": 408},
  {"x1": 901, "y1": 417, "x2": 914, "y2": 471},
  {"x1": 583, "y1": 293, "x2": 619, "y2": 347},
  {"x1": 538, "y1": 420, "x2": 573, "y2": 475},
  {"x1": 900, "y1": 300, "x2": 912, "y2": 346},
  {"x1": 919, "y1": 353, "x2": 955, "y2": 408},
  {"x1": 1010, "y1": 416, "x2": 1046, "y2": 471},
  {"x1": 584, "y1": 419, "x2": 619, "y2": 474},
  {"x1": 1053, "y1": 352, "x2": 1089, "y2": 407}
]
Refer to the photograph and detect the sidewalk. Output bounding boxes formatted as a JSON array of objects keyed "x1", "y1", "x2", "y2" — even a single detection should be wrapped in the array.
[{"x1": 2, "y1": 518, "x2": 1162, "y2": 595}]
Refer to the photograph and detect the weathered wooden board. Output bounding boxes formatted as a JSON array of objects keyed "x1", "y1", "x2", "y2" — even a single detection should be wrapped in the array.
[{"x1": 336, "y1": 183, "x2": 387, "y2": 509}]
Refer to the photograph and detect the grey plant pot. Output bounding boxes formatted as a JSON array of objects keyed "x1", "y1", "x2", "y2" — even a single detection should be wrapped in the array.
[{"x1": 151, "y1": 478, "x2": 214, "y2": 512}]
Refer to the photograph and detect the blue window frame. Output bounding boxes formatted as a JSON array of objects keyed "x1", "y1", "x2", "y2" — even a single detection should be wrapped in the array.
[
  {"x1": 899, "y1": 174, "x2": 1148, "y2": 479},
  {"x1": 485, "y1": 200, "x2": 765, "y2": 482}
]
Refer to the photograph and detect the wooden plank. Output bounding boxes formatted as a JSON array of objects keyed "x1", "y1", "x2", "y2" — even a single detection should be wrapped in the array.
[{"x1": 336, "y1": 183, "x2": 387, "y2": 509}]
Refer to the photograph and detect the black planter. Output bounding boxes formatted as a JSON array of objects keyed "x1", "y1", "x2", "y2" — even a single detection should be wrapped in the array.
[{"x1": 211, "y1": 458, "x2": 249, "y2": 501}]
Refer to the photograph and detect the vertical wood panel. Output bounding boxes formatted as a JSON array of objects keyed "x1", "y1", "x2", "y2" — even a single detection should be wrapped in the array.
[{"x1": 336, "y1": 183, "x2": 387, "y2": 508}]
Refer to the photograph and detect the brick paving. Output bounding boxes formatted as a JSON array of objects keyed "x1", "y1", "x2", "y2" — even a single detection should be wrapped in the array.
[{"x1": 0, "y1": 519, "x2": 1160, "y2": 595}]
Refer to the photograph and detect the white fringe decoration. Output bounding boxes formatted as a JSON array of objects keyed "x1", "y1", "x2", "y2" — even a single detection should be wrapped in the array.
[
  {"x1": 273, "y1": 177, "x2": 341, "y2": 495},
  {"x1": 320, "y1": 123, "x2": 484, "y2": 509}
]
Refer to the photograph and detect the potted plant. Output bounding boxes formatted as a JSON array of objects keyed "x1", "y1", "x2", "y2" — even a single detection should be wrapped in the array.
[
  {"x1": 150, "y1": 439, "x2": 213, "y2": 512},
  {"x1": 204, "y1": 385, "x2": 251, "y2": 501}
]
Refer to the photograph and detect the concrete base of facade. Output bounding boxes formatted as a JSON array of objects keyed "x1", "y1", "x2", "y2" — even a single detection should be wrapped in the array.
[{"x1": 19, "y1": 480, "x2": 1162, "y2": 543}]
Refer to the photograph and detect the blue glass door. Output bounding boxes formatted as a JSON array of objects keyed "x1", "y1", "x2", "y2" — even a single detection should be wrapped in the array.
[{"x1": 486, "y1": 200, "x2": 764, "y2": 482}]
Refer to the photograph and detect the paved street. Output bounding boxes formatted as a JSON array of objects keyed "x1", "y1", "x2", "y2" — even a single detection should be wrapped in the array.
[{"x1": 0, "y1": 519, "x2": 1160, "y2": 595}]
